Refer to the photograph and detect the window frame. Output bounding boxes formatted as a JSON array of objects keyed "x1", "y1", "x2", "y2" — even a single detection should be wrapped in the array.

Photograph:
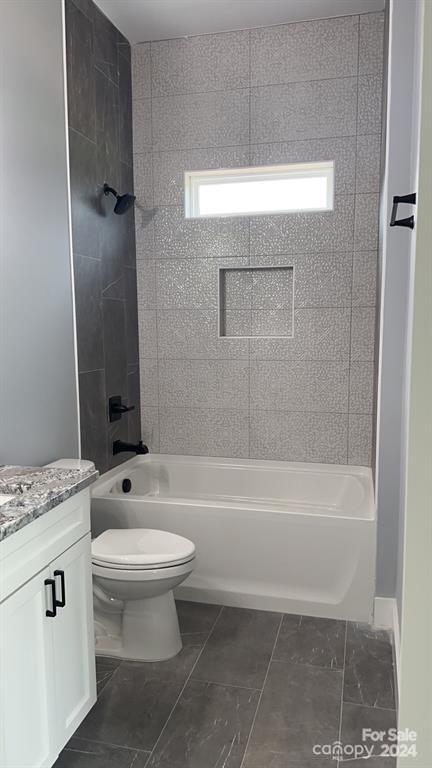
[{"x1": 184, "y1": 160, "x2": 334, "y2": 219}]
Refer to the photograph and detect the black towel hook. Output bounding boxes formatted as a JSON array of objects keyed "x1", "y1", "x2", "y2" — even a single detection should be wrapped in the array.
[{"x1": 390, "y1": 192, "x2": 416, "y2": 230}]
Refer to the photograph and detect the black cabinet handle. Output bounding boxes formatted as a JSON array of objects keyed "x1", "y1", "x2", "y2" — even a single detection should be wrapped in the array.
[
  {"x1": 44, "y1": 578, "x2": 57, "y2": 618},
  {"x1": 54, "y1": 569, "x2": 66, "y2": 608},
  {"x1": 390, "y1": 192, "x2": 416, "y2": 229}
]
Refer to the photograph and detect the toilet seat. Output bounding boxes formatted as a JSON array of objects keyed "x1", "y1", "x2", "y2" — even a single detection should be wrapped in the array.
[{"x1": 92, "y1": 528, "x2": 196, "y2": 570}]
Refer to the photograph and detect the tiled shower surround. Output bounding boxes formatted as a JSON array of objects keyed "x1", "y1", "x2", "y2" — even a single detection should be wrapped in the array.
[
  {"x1": 132, "y1": 13, "x2": 385, "y2": 464},
  {"x1": 66, "y1": 0, "x2": 141, "y2": 473}
]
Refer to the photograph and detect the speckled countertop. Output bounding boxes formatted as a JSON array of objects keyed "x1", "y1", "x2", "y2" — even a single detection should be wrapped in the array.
[{"x1": 0, "y1": 465, "x2": 99, "y2": 542}]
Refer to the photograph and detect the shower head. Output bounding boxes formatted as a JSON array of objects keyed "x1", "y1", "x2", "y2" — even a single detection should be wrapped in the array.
[{"x1": 103, "y1": 183, "x2": 136, "y2": 215}]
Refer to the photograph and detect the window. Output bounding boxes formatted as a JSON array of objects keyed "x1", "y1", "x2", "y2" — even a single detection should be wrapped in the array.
[{"x1": 184, "y1": 161, "x2": 334, "y2": 219}]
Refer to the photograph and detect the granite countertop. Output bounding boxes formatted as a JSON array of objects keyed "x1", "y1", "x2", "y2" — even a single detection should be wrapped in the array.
[{"x1": 0, "y1": 465, "x2": 99, "y2": 542}]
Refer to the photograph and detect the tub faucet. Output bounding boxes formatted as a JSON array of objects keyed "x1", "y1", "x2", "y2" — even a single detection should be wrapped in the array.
[{"x1": 113, "y1": 440, "x2": 149, "y2": 456}]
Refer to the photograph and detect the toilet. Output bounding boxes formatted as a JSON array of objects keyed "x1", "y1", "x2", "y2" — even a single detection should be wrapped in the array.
[
  {"x1": 45, "y1": 459, "x2": 196, "y2": 662},
  {"x1": 92, "y1": 528, "x2": 195, "y2": 661}
]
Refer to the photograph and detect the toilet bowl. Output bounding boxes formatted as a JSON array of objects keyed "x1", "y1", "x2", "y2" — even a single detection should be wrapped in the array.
[{"x1": 92, "y1": 528, "x2": 196, "y2": 661}]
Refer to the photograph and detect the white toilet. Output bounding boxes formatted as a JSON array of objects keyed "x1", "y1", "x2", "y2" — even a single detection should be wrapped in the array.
[
  {"x1": 44, "y1": 459, "x2": 196, "y2": 662},
  {"x1": 92, "y1": 528, "x2": 196, "y2": 661}
]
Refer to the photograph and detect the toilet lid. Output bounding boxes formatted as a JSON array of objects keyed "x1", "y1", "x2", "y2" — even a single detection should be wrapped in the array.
[{"x1": 91, "y1": 528, "x2": 196, "y2": 569}]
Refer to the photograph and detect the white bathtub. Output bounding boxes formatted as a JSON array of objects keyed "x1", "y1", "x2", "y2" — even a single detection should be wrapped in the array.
[{"x1": 91, "y1": 455, "x2": 376, "y2": 622}]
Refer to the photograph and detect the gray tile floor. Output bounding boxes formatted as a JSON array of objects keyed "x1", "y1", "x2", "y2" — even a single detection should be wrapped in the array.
[{"x1": 54, "y1": 602, "x2": 397, "y2": 768}]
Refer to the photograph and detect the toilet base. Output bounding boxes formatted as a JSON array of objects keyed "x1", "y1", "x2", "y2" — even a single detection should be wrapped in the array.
[{"x1": 94, "y1": 589, "x2": 183, "y2": 662}]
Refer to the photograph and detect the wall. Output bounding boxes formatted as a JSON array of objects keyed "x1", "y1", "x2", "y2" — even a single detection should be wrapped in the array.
[
  {"x1": 0, "y1": 0, "x2": 79, "y2": 466},
  {"x1": 65, "y1": 0, "x2": 141, "y2": 474},
  {"x1": 132, "y1": 13, "x2": 385, "y2": 463},
  {"x1": 375, "y1": 0, "x2": 423, "y2": 601}
]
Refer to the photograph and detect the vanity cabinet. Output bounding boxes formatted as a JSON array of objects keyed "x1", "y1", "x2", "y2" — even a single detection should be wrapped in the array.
[{"x1": 0, "y1": 490, "x2": 96, "y2": 768}]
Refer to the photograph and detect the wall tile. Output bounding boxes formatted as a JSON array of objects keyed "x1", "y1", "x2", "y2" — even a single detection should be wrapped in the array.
[
  {"x1": 251, "y1": 78, "x2": 357, "y2": 144},
  {"x1": 358, "y1": 74, "x2": 383, "y2": 134},
  {"x1": 137, "y1": 260, "x2": 156, "y2": 308},
  {"x1": 103, "y1": 298, "x2": 128, "y2": 398},
  {"x1": 125, "y1": 267, "x2": 139, "y2": 366},
  {"x1": 352, "y1": 251, "x2": 377, "y2": 306},
  {"x1": 351, "y1": 307, "x2": 376, "y2": 361},
  {"x1": 65, "y1": 0, "x2": 95, "y2": 140},
  {"x1": 156, "y1": 258, "x2": 248, "y2": 310},
  {"x1": 359, "y1": 12, "x2": 385, "y2": 74},
  {"x1": 132, "y1": 43, "x2": 151, "y2": 99},
  {"x1": 349, "y1": 362, "x2": 375, "y2": 413},
  {"x1": 250, "y1": 252, "x2": 352, "y2": 307},
  {"x1": 251, "y1": 16, "x2": 358, "y2": 86},
  {"x1": 250, "y1": 410, "x2": 348, "y2": 464},
  {"x1": 250, "y1": 136, "x2": 356, "y2": 195},
  {"x1": 119, "y1": 53, "x2": 133, "y2": 167},
  {"x1": 141, "y1": 406, "x2": 160, "y2": 451},
  {"x1": 223, "y1": 310, "x2": 252, "y2": 337},
  {"x1": 159, "y1": 359, "x2": 249, "y2": 409},
  {"x1": 134, "y1": 152, "x2": 153, "y2": 209},
  {"x1": 152, "y1": 89, "x2": 250, "y2": 150},
  {"x1": 79, "y1": 370, "x2": 108, "y2": 473},
  {"x1": 249, "y1": 310, "x2": 292, "y2": 337},
  {"x1": 159, "y1": 407, "x2": 250, "y2": 457},
  {"x1": 157, "y1": 310, "x2": 249, "y2": 359},
  {"x1": 250, "y1": 308, "x2": 350, "y2": 361},
  {"x1": 138, "y1": 309, "x2": 157, "y2": 357},
  {"x1": 141, "y1": 405, "x2": 160, "y2": 453},
  {"x1": 133, "y1": 98, "x2": 152, "y2": 153},
  {"x1": 68, "y1": 0, "x2": 140, "y2": 471},
  {"x1": 127, "y1": 365, "x2": 141, "y2": 442},
  {"x1": 250, "y1": 360, "x2": 349, "y2": 412},
  {"x1": 294, "y1": 253, "x2": 352, "y2": 307},
  {"x1": 92, "y1": 2, "x2": 119, "y2": 83},
  {"x1": 140, "y1": 359, "x2": 159, "y2": 406},
  {"x1": 73, "y1": 255, "x2": 104, "y2": 373},
  {"x1": 135, "y1": 209, "x2": 155, "y2": 259},
  {"x1": 68, "y1": 129, "x2": 100, "y2": 259},
  {"x1": 356, "y1": 134, "x2": 382, "y2": 193},
  {"x1": 154, "y1": 206, "x2": 249, "y2": 260},
  {"x1": 130, "y1": 14, "x2": 383, "y2": 466},
  {"x1": 151, "y1": 31, "x2": 250, "y2": 96},
  {"x1": 153, "y1": 146, "x2": 250, "y2": 207},
  {"x1": 250, "y1": 195, "x2": 355, "y2": 255},
  {"x1": 348, "y1": 414, "x2": 373, "y2": 465},
  {"x1": 354, "y1": 193, "x2": 379, "y2": 250}
]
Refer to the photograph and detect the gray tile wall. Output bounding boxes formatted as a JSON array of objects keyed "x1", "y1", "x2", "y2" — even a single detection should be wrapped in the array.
[
  {"x1": 132, "y1": 12, "x2": 385, "y2": 464},
  {"x1": 66, "y1": 0, "x2": 141, "y2": 473}
]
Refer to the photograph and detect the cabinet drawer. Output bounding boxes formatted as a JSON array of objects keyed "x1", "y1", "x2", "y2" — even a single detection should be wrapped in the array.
[{"x1": 0, "y1": 489, "x2": 91, "y2": 602}]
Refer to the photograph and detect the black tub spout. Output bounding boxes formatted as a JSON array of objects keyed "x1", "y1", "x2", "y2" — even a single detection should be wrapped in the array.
[{"x1": 113, "y1": 440, "x2": 149, "y2": 456}]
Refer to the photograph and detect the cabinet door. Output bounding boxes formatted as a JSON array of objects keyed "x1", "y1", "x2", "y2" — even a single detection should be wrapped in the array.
[
  {"x1": 51, "y1": 534, "x2": 96, "y2": 747},
  {"x1": 0, "y1": 567, "x2": 58, "y2": 768}
]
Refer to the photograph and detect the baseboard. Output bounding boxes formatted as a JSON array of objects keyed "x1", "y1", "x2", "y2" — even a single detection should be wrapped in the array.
[{"x1": 373, "y1": 596, "x2": 401, "y2": 705}]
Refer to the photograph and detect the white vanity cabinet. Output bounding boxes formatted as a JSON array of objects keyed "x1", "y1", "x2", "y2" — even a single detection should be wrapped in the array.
[{"x1": 0, "y1": 489, "x2": 96, "y2": 768}]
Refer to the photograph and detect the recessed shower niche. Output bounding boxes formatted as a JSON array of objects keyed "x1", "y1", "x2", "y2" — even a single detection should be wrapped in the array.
[{"x1": 218, "y1": 265, "x2": 294, "y2": 338}]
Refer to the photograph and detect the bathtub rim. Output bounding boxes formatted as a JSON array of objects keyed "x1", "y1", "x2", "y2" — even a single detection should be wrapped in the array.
[{"x1": 91, "y1": 454, "x2": 375, "y2": 522}]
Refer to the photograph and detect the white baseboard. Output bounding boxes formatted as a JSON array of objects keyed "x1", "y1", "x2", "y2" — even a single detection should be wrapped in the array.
[{"x1": 373, "y1": 596, "x2": 401, "y2": 704}]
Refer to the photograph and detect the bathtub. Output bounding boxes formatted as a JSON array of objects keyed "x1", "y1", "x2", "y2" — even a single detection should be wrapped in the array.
[{"x1": 91, "y1": 455, "x2": 376, "y2": 622}]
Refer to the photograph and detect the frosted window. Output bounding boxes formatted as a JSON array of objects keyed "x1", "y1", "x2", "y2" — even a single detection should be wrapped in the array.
[{"x1": 185, "y1": 162, "x2": 334, "y2": 218}]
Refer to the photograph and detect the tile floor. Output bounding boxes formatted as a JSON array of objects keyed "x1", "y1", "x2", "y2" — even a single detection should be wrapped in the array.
[{"x1": 54, "y1": 602, "x2": 397, "y2": 768}]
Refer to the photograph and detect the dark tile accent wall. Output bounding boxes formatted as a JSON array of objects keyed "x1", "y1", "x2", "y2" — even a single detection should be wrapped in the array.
[{"x1": 65, "y1": 0, "x2": 140, "y2": 473}]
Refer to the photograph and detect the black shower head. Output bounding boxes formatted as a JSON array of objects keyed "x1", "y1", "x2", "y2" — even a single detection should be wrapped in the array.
[{"x1": 103, "y1": 183, "x2": 136, "y2": 215}]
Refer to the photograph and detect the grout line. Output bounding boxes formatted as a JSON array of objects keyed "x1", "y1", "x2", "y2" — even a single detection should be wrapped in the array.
[
  {"x1": 145, "y1": 72, "x2": 362, "y2": 102},
  {"x1": 337, "y1": 621, "x2": 348, "y2": 768},
  {"x1": 68, "y1": 734, "x2": 151, "y2": 755},
  {"x1": 132, "y1": 132, "x2": 381, "y2": 157},
  {"x1": 143, "y1": 605, "x2": 224, "y2": 767},
  {"x1": 239, "y1": 613, "x2": 284, "y2": 768},
  {"x1": 189, "y1": 677, "x2": 261, "y2": 692},
  {"x1": 133, "y1": 11, "x2": 380, "y2": 47},
  {"x1": 345, "y1": 15, "x2": 362, "y2": 464}
]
